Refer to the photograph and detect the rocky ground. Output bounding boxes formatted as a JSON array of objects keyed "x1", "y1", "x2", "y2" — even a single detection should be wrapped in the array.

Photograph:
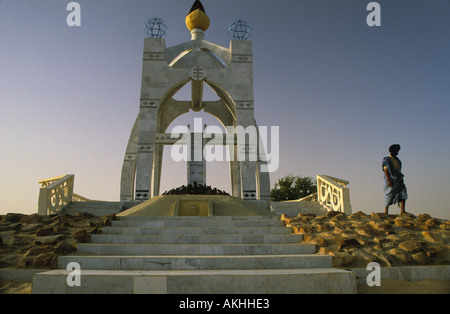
[
  {"x1": 282, "y1": 211, "x2": 450, "y2": 268},
  {"x1": 0, "y1": 212, "x2": 115, "y2": 270},
  {"x1": 0, "y1": 210, "x2": 449, "y2": 294}
]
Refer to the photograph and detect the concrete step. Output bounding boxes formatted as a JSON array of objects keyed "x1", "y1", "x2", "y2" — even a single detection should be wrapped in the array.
[
  {"x1": 76, "y1": 243, "x2": 317, "y2": 256},
  {"x1": 111, "y1": 219, "x2": 285, "y2": 228},
  {"x1": 69, "y1": 201, "x2": 122, "y2": 208},
  {"x1": 32, "y1": 268, "x2": 356, "y2": 294},
  {"x1": 270, "y1": 201, "x2": 327, "y2": 216},
  {"x1": 117, "y1": 215, "x2": 279, "y2": 220},
  {"x1": 63, "y1": 201, "x2": 122, "y2": 216},
  {"x1": 90, "y1": 233, "x2": 303, "y2": 244},
  {"x1": 31, "y1": 214, "x2": 357, "y2": 294},
  {"x1": 64, "y1": 208, "x2": 121, "y2": 216},
  {"x1": 101, "y1": 226, "x2": 293, "y2": 235},
  {"x1": 57, "y1": 254, "x2": 332, "y2": 271}
]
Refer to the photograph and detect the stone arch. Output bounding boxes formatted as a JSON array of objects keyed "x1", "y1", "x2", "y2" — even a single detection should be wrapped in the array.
[
  {"x1": 121, "y1": 36, "x2": 270, "y2": 207},
  {"x1": 159, "y1": 110, "x2": 231, "y2": 194},
  {"x1": 152, "y1": 78, "x2": 240, "y2": 198}
]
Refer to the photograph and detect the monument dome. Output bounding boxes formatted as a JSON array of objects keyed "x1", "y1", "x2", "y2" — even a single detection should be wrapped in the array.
[{"x1": 185, "y1": 0, "x2": 210, "y2": 32}]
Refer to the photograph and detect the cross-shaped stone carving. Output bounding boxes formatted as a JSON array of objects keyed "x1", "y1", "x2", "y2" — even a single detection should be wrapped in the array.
[{"x1": 190, "y1": 66, "x2": 206, "y2": 81}]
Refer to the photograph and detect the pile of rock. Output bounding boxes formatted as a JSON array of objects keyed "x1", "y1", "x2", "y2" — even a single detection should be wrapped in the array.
[
  {"x1": 0, "y1": 212, "x2": 115, "y2": 269},
  {"x1": 282, "y1": 211, "x2": 450, "y2": 268}
]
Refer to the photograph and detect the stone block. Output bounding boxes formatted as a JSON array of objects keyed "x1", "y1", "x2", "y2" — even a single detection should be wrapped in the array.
[{"x1": 134, "y1": 276, "x2": 167, "y2": 294}]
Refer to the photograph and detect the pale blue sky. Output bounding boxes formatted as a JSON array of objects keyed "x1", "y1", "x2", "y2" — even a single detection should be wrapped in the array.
[{"x1": 1, "y1": 0, "x2": 449, "y2": 218}]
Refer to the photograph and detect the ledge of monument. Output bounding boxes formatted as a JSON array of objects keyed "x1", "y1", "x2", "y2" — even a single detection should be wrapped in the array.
[{"x1": 117, "y1": 194, "x2": 273, "y2": 217}]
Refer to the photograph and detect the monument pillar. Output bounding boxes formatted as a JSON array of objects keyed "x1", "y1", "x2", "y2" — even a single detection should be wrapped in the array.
[
  {"x1": 187, "y1": 128, "x2": 207, "y2": 185},
  {"x1": 134, "y1": 106, "x2": 158, "y2": 201}
]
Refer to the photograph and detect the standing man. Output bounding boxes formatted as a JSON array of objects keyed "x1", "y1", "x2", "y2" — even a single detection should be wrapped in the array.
[{"x1": 382, "y1": 144, "x2": 408, "y2": 215}]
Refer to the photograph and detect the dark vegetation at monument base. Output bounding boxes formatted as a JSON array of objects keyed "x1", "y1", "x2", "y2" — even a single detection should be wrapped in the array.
[
  {"x1": 0, "y1": 210, "x2": 448, "y2": 270},
  {"x1": 162, "y1": 182, "x2": 229, "y2": 196},
  {"x1": 270, "y1": 175, "x2": 317, "y2": 202}
]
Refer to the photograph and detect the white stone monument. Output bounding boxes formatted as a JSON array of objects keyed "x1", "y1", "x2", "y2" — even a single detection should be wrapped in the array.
[{"x1": 120, "y1": 1, "x2": 271, "y2": 206}]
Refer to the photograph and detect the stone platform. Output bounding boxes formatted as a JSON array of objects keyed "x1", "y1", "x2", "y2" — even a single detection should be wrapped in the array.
[
  {"x1": 117, "y1": 195, "x2": 272, "y2": 217},
  {"x1": 32, "y1": 268, "x2": 355, "y2": 294},
  {"x1": 62, "y1": 201, "x2": 122, "y2": 216},
  {"x1": 32, "y1": 215, "x2": 356, "y2": 294}
]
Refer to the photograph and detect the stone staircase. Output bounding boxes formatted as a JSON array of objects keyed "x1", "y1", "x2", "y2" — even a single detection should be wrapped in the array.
[{"x1": 32, "y1": 215, "x2": 356, "y2": 294}]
